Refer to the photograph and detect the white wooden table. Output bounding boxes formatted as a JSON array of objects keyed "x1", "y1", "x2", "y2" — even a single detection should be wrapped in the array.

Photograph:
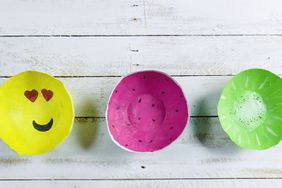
[{"x1": 1, "y1": 0, "x2": 282, "y2": 187}]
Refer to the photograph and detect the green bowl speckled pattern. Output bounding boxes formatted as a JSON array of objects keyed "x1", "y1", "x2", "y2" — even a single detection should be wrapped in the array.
[{"x1": 218, "y1": 69, "x2": 282, "y2": 150}]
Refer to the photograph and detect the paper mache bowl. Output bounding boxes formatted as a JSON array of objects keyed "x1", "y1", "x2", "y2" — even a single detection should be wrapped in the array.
[
  {"x1": 106, "y1": 70, "x2": 189, "y2": 152},
  {"x1": 0, "y1": 71, "x2": 74, "y2": 155},
  {"x1": 218, "y1": 69, "x2": 282, "y2": 150}
]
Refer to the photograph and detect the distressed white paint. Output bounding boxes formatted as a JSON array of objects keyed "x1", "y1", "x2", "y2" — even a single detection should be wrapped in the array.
[
  {"x1": 1, "y1": 0, "x2": 282, "y2": 35},
  {"x1": 0, "y1": 118, "x2": 282, "y2": 179},
  {"x1": 1, "y1": 179, "x2": 282, "y2": 188},
  {"x1": 0, "y1": 37, "x2": 281, "y2": 76},
  {"x1": 0, "y1": 76, "x2": 228, "y2": 117},
  {"x1": 1, "y1": 0, "x2": 282, "y2": 186}
]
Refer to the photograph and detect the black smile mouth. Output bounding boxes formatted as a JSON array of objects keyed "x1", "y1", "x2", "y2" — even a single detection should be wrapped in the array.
[{"x1": 32, "y1": 118, "x2": 53, "y2": 132}]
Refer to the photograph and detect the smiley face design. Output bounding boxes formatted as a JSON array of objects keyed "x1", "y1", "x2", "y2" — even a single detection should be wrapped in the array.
[{"x1": 0, "y1": 71, "x2": 74, "y2": 155}]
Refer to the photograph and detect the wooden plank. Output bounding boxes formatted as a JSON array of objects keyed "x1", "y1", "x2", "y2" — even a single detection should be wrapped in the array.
[
  {"x1": 0, "y1": 76, "x2": 228, "y2": 117},
  {"x1": 0, "y1": 117, "x2": 282, "y2": 179},
  {"x1": 1, "y1": 0, "x2": 282, "y2": 35},
  {"x1": 65, "y1": 76, "x2": 228, "y2": 117},
  {"x1": 0, "y1": 37, "x2": 281, "y2": 76},
  {"x1": 1, "y1": 179, "x2": 282, "y2": 188}
]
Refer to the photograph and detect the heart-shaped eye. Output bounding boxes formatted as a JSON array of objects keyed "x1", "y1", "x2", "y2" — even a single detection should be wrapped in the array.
[
  {"x1": 41, "y1": 89, "x2": 53, "y2": 102},
  {"x1": 24, "y1": 89, "x2": 38, "y2": 102}
]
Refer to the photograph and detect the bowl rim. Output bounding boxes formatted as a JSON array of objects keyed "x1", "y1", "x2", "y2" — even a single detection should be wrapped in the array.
[
  {"x1": 217, "y1": 68, "x2": 282, "y2": 149},
  {"x1": 0, "y1": 70, "x2": 75, "y2": 155},
  {"x1": 105, "y1": 70, "x2": 190, "y2": 153}
]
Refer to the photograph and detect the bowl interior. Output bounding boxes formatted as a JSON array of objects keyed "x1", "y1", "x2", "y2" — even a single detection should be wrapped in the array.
[
  {"x1": 0, "y1": 71, "x2": 74, "y2": 155},
  {"x1": 107, "y1": 71, "x2": 188, "y2": 152},
  {"x1": 218, "y1": 69, "x2": 282, "y2": 149}
]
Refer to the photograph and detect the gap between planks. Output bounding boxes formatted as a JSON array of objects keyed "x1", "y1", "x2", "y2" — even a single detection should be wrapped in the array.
[
  {"x1": 75, "y1": 116, "x2": 218, "y2": 119},
  {"x1": 2, "y1": 34, "x2": 282, "y2": 37},
  {"x1": 0, "y1": 75, "x2": 235, "y2": 78},
  {"x1": 1, "y1": 75, "x2": 281, "y2": 78},
  {"x1": 1, "y1": 177, "x2": 282, "y2": 181}
]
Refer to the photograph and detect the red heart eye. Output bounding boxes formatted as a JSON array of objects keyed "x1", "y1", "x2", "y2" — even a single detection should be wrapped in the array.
[
  {"x1": 24, "y1": 89, "x2": 38, "y2": 102},
  {"x1": 41, "y1": 89, "x2": 53, "y2": 102}
]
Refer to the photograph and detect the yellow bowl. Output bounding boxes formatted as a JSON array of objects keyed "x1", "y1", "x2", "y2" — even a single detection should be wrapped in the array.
[{"x1": 0, "y1": 71, "x2": 74, "y2": 155}]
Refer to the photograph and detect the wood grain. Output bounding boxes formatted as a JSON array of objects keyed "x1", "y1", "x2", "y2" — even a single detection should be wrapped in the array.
[
  {"x1": 1, "y1": 76, "x2": 227, "y2": 117},
  {"x1": 1, "y1": 179, "x2": 282, "y2": 188},
  {"x1": 0, "y1": 117, "x2": 282, "y2": 179},
  {"x1": 64, "y1": 76, "x2": 227, "y2": 117},
  {"x1": 1, "y1": 0, "x2": 282, "y2": 35},
  {"x1": 1, "y1": 0, "x2": 282, "y2": 185},
  {"x1": 0, "y1": 37, "x2": 281, "y2": 76}
]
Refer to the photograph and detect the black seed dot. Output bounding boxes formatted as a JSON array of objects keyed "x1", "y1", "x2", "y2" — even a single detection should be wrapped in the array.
[
  {"x1": 143, "y1": 76, "x2": 146, "y2": 79},
  {"x1": 139, "y1": 140, "x2": 142, "y2": 142},
  {"x1": 165, "y1": 78, "x2": 169, "y2": 82},
  {"x1": 169, "y1": 137, "x2": 173, "y2": 141},
  {"x1": 132, "y1": 88, "x2": 136, "y2": 91},
  {"x1": 115, "y1": 90, "x2": 118, "y2": 93},
  {"x1": 138, "y1": 98, "x2": 142, "y2": 103},
  {"x1": 112, "y1": 125, "x2": 115, "y2": 128},
  {"x1": 127, "y1": 123, "x2": 131, "y2": 127},
  {"x1": 138, "y1": 117, "x2": 141, "y2": 120},
  {"x1": 176, "y1": 109, "x2": 179, "y2": 112},
  {"x1": 125, "y1": 144, "x2": 128, "y2": 147},
  {"x1": 170, "y1": 126, "x2": 174, "y2": 130},
  {"x1": 152, "y1": 119, "x2": 156, "y2": 122},
  {"x1": 152, "y1": 104, "x2": 155, "y2": 107},
  {"x1": 180, "y1": 94, "x2": 183, "y2": 97},
  {"x1": 161, "y1": 91, "x2": 165, "y2": 94},
  {"x1": 141, "y1": 166, "x2": 146, "y2": 169},
  {"x1": 149, "y1": 140, "x2": 153, "y2": 143},
  {"x1": 116, "y1": 106, "x2": 120, "y2": 110}
]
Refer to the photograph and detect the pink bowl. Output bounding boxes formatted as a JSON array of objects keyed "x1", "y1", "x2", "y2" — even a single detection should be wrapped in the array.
[{"x1": 106, "y1": 71, "x2": 189, "y2": 152}]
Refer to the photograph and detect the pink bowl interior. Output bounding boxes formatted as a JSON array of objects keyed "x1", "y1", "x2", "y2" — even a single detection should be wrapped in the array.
[{"x1": 107, "y1": 71, "x2": 189, "y2": 152}]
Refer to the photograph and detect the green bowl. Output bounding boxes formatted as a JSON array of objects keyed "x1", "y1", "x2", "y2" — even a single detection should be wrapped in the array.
[{"x1": 218, "y1": 69, "x2": 282, "y2": 150}]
